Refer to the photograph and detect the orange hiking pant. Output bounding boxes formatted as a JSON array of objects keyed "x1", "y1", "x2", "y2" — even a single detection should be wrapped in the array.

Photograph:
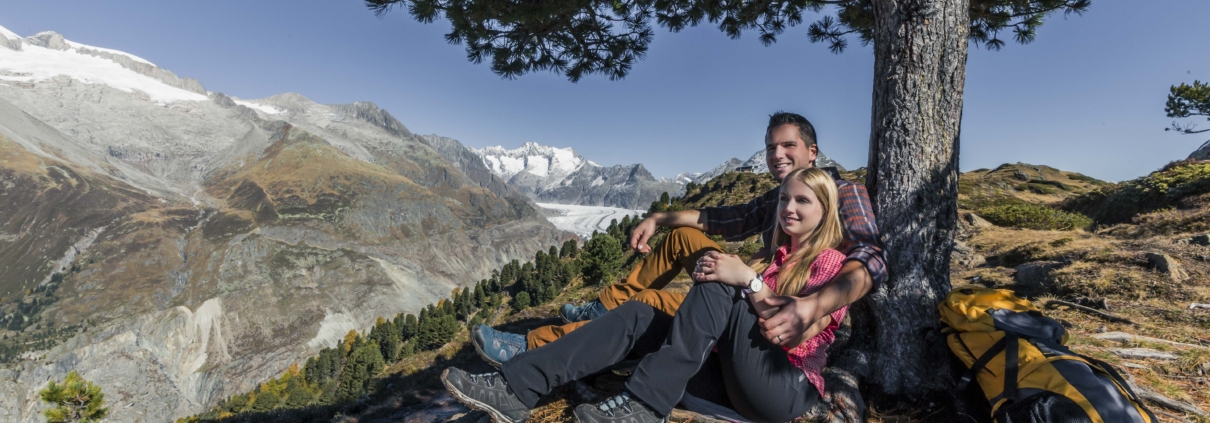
[{"x1": 525, "y1": 227, "x2": 722, "y2": 349}]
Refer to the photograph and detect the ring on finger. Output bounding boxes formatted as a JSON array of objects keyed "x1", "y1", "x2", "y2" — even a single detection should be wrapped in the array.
[{"x1": 776, "y1": 334, "x2": 783, "y2": 342}]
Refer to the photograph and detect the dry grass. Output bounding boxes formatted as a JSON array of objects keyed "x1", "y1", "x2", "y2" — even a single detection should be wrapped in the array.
[{"x1": 954, "y1": 217, "x2": 1210, "y2": 420}]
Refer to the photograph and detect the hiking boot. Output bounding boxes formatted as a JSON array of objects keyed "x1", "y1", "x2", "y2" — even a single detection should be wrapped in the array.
[
  {"x1": 559, "y1": 300, "x2": 607, "y2": 324},
  {"x1": 573, "y1": 391, "x2": 667, "y2": 423},
  {"x1": 471, "y1": 324, "x2": 527, "y2": 368},
  {"x1": 441, "y1": 368, "x2": 530, "y2": 423}
]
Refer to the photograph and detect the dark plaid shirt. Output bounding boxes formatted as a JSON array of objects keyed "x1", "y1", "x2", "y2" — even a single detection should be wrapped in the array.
[{"x1": 700, "y1": 167, "x2": 888, "y2": 290}]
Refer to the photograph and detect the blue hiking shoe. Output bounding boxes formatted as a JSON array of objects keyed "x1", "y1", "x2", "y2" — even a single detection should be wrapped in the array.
[
  {"x1": 471, "y1": 324, "x2": 527, "y2": 368},
  {"x1": 559, "y1": 300, "x2": 607, "y2": 324}
]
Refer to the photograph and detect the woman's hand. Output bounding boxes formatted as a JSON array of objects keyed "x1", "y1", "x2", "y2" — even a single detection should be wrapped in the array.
[{"x1": 693, "y1": 251, "x2": 757, "y2": 287}]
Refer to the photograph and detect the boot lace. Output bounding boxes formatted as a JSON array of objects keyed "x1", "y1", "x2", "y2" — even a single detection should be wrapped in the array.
[
  {"x1": 468, "y1": 372, "x2": 505, "y2": 388},
  {"x1": 596, "y1": 392, "x2": 637, "y2": 417}
]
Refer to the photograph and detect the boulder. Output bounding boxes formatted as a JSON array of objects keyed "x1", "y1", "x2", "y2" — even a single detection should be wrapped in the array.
[
  {"x1": 1145, "y1": 252, "x2": 1191, "y2": 282},
  {"x1": 965, "y1": 213, "x2": 994, "y2": 229},
  {"x1": 1011, "y1": 261, "x2": 1065, "y2": 298},
  {"x1": 951, "y1": 240, "x2": 986, "y2": 268},
  {"x1": 1190, "y1": 234, "x2": 1210, "y2": 247}
]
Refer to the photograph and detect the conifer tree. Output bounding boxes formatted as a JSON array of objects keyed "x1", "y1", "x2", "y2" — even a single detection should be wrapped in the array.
[
  {"x1": 402, "y1": 314, "x2": 418, "y2": 340},
  {"x1": 581, "y1": 233, "x2": 624, "y2": 285},
  {"x1": 39, "y1": 371, "x2": 108, "y2": 423},
  {"x1": 1166, "y1": 80, "x2": 1210, "y2": 136},
  {"x1": 560, "y1": 240, "x2": 578, "y2": 259},
  {"x1": 283, "y1": 381, "x2": 314, "y2": 408},
  {"x1": 224, "y1": 393, "x2": 250, "y2": 414},
  {"x1": 513, "y1": 291, "x2": 531, "y2": 311},
  {"x1": 338, "y1": 341, "x2": 385, "y2": 401},
  {"x1": 248, "y1": 390, "x2": 280, "y2": 413}
]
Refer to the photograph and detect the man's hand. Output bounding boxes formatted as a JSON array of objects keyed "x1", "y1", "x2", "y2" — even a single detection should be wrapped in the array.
[
  {"x1": 628, "y1": 214, "x2": 660, "y2": 253},
  {"x1": 759, "y1": 296, "x2": 821, "y2": 347}
]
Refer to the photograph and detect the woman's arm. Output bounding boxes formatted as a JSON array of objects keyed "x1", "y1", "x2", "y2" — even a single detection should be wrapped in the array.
[
  {"x1": 693, "y1": 251, "x2": 778, "y2": 318},
  {"x1": 697, "y1": 250, "x2": 845, "y2": 346}
]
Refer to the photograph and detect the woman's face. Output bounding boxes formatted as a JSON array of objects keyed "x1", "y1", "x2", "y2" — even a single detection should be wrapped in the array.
[{"x1": 778, "y1": 178, "x2": 824, "y2": 240}]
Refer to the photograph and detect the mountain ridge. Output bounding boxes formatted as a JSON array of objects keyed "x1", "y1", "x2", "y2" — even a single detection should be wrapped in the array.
[{"x1": 0, "y1": 24, "x2": 567, "y2": 423}]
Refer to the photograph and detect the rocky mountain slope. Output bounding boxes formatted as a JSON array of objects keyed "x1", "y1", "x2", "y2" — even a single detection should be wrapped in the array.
[
  {"x1": 0, "y1": 26, "x2": 565, "y2": 422},
  {"x1": 465, "y1": 142, "x2": 845, "y2": 209}
]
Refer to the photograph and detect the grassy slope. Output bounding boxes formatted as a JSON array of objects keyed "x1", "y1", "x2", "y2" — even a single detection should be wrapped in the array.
[
  {"x1": 955, "y1": 162, "x2": 1210, "y2": 421},
  {"x1": 195, "y1": 164, "x2": 1210, "y2": 423}
]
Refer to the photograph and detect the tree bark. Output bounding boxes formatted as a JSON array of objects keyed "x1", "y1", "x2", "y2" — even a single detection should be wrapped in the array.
[{"x1": 863, "y1": 0, "x2": 969, "y2": 397}]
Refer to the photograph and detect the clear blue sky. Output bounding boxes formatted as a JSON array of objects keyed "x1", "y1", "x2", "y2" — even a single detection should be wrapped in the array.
[{"x1": 2, "y1": 1, "x2": 1207, "y2": 181}]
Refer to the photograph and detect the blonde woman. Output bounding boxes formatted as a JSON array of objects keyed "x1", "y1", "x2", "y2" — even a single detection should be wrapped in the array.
[{"x1": 442, "y1": 168, "x2": 848, "y2": 423}]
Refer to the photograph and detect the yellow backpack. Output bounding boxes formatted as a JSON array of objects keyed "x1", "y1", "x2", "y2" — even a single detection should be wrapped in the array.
[{"x1": 939, "y1": 287, "x2": 1157, "y2": 423}]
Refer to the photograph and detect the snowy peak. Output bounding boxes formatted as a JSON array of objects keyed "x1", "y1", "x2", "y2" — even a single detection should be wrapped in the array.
[
  {"x1": 739, "y1": 149, "x2": 846, "y2": 173},
  {"x1": 677, "y1": 157, "x2": 744, "y2": 185},
  {"x1": 0, "y1": 25, "x2": 24, "y2": 51},
  {"x1": 0, "y1": 25, "x2": 205, "y2": 103},
  {"x1": 471, "y1": 142, "x2": 589, "y2": 179}
]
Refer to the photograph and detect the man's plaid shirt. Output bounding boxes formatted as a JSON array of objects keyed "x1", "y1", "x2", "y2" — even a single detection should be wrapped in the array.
[{"x1": 699, "y1": 167, "x2": 888, "y2": 290}]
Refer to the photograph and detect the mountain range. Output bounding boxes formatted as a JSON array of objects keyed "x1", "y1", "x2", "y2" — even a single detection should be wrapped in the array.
[
  {"x1": 0, "y1": 26, "x2": 566, "y2": 422},
  {"x1": 466, "y1": 142, "x2": 846, "y2": 209}
]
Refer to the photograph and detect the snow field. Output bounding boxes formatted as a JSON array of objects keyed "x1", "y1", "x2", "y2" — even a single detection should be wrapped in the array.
[
  {"x1": 0, "y1": 25, "x2": 206, "y2": 104},
  {"x1": 536, "y1": 202, "x2": 645, "y2": 238}
]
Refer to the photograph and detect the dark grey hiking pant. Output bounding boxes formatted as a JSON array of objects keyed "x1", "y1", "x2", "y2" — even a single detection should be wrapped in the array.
[{"x1": 500, "y1": 281, "x2": 821, "y2": 423}]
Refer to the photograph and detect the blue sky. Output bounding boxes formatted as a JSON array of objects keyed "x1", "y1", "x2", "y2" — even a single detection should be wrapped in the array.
[{"x1": 2, "y1": 1, "x2": 1207, "y2": 181}]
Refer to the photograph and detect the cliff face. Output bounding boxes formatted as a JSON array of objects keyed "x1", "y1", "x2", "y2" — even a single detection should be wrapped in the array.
[{"x1": 0, "y1": 27, "x2": 565, "y2": 422}]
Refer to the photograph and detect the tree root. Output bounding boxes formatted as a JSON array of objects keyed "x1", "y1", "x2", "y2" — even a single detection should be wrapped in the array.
[
  {"x1": 1044, "y1": 300, "x2": 1136, "y2": 325},
  {"x1": 1121, "y1": 370, "x2": 1208, "y2": 417}
]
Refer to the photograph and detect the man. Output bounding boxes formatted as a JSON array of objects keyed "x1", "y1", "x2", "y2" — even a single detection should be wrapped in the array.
[{"x1": 471, "y1": 111, "x2": 886, "y2": 366}]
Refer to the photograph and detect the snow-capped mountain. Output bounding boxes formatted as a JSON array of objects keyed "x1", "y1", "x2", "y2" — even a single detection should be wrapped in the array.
[
  {"x1": 470, "y1": 142, "x2": 686, "y2": 209},
  {"x1": 469, "y1": 142, "x2": 847, "y2": 209},
  {"x1": 736, "y1": 149, "x2": 847, "y2": 173}
]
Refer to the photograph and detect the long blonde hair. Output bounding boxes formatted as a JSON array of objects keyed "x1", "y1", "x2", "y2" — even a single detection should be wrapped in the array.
[{"x1": 768, "y1": 167, "x2": 843, "y2": 296}]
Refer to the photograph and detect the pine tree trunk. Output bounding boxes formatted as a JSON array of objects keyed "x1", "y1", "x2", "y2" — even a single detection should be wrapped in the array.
[
  {"x1": 804, "y1": 2, "x2": 969, "y2": 419},
  {"x1": 864, "y1": 0, "x2": 969, "y2": 395}
]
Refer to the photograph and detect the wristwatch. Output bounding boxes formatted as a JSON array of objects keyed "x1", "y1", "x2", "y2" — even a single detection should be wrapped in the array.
[{"x1": 743, "y1": 274, "x2": 764, "y2": 295}]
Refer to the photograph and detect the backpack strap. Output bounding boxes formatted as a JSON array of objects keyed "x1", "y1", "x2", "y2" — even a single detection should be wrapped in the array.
[
  {"x1": 957, "y1": 335, "x2": 1008, "y2": 393},
  {"x1": 1002, "y1": 334, "x2": 1019, "y2": 402}
]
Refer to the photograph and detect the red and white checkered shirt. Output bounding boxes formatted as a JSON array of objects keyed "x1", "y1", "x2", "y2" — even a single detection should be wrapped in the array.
[
  {"x1": 701, "y1": 167, "x2": 887, "y2": 291},
  {"x1": 760, "y1": 245, "x2": 847, "y2": 396}
]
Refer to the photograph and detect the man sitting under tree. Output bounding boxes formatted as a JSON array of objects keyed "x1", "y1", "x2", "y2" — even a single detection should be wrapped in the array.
[{"x1": 472, "y1": 111, "x2": 887, "y2": 366}]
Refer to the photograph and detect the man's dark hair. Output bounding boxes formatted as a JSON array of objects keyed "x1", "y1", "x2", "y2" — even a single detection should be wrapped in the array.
[{"x1": 765, "y1": 111, "x2": 818, "y2": 147}]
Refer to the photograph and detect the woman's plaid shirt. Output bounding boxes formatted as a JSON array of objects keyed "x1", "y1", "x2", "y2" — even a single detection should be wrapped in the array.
[{"x1": 699, "y1": 167, "x2": 888, "y2": 290}]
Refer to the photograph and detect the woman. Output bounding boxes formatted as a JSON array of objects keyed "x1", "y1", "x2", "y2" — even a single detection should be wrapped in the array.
[{"x1": 441, "y1": 168, "x2": 848, "y2": 423}]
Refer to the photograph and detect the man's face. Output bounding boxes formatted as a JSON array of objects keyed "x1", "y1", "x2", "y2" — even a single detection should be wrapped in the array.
[{"x1": 765, "y1": 123, "x2": 818, "y2": 182}]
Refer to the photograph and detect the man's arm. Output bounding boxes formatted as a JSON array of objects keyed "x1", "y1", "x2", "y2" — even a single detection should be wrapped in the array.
[
  {"x1": 628, "y1": 210, "x2": 706, "y2": 253},
  {"x1": 629, "y1": 187, "x2": 778, "y2": 253},
  {"x1": 759, "y1": 259, "x2": 875, "y2": 347}
]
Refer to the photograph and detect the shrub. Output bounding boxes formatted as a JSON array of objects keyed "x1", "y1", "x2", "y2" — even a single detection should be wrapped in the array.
[
  {"x1": 1063, "y1": 161, "x2": 1210, "y2": 224},
  {"x1": 977, "y1": 203, "x2": 1093, "y2": 231},
  {"x1": 40, "y1": 371, "x2": 108, "y2": 423}
]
